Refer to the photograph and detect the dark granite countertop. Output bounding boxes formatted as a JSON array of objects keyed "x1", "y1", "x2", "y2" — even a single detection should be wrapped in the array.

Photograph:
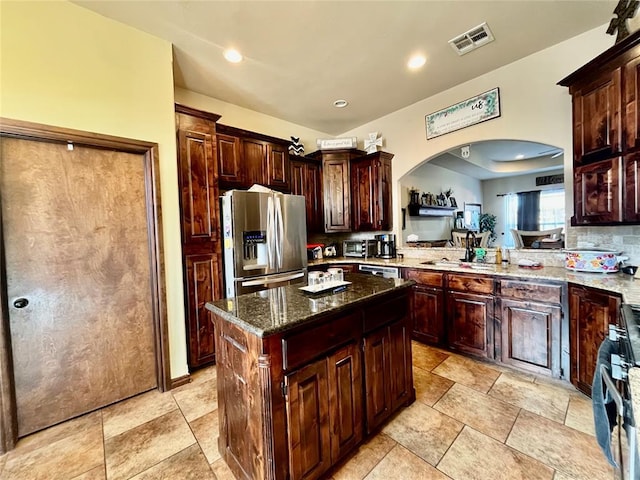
[{"x1": 205, "y1": 273, "x2": 414, "y2": 337}]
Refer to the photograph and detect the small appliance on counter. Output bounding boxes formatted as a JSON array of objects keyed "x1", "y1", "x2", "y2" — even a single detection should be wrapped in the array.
[
  {"x1": 307, "y1": 243, "x2": 324, "y2": 260},
  {"x1": 343, "y1": 239, "x2": 377, "y2": 258},
  {"x1": 375, "y1": 234, "x2": 396, "y2": 259}
]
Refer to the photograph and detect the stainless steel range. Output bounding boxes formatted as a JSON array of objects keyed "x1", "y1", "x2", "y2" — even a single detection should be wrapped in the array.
[{"x1": 603, "y1": 303, "x2": 640, "y2": 479}]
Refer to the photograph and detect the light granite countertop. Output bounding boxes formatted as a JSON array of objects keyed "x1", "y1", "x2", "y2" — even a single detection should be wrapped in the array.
[
  {"x1": 315, "y1": 252, "x2": 640, "y2": 449},
  {"x1": 205, "y1": 274, "x2": 413, "y2": 337},
  {"x1": 311, "y1": 255, "x2": 640, "y2": 304}
]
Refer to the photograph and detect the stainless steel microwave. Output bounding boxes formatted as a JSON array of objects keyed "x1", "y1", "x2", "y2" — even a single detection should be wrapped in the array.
[{"x1": 343, "y1": 240, "x2": 377, "y2": 258}]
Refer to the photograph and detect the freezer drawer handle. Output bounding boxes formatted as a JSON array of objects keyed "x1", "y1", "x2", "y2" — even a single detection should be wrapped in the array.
[{"x1": 241, "y1": 272, "x2": 304, "y2": 287}]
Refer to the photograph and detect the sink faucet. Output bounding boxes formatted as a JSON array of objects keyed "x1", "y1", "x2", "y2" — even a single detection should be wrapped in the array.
[{"x1": 464, "y1": 231, "x2": 477, "y2": 262}]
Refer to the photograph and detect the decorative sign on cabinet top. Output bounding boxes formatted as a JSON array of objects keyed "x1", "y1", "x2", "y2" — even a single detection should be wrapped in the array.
[
  {"x1": 316, "y1": 137, "x2": 358, "y2": 150},
  {"x1": 425, "y1": 87, "x2": 501, "y2": 140}
]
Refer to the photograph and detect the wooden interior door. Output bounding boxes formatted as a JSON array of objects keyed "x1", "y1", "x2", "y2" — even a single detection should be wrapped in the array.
[{"x1": 1, "y1": 138, "x2": 158, "y2": 436}]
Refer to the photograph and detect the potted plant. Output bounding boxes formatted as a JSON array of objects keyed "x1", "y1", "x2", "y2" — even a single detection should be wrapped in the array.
[{"x1": 479, "y1": 213, "x2": 497, "y2": 246}]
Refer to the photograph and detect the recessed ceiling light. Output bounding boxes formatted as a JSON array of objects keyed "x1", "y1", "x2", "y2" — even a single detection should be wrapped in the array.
[
  {"x1": 223, "y1": 48, "x2": 243, "y2": 63},
  {"x1": 408, "y1": 54, "x2": 426, "y2": 70},
  {"x1": 515, "y1": 154, "x2": 524, "y2": 160},
  {"x1": 333, "y1": 99, "x2": 348, "y2": 108}
]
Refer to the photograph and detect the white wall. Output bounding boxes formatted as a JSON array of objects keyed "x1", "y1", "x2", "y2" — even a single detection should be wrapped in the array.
[
  {"x1": 0, "y1": 1, "x2": 188, "y2": 379},
  {"x1": 481, "y1": 169, "x2": 565, "y2": 246},
  {"x1": 401, "y1": 165, "x2": 481, "y2": 242}
]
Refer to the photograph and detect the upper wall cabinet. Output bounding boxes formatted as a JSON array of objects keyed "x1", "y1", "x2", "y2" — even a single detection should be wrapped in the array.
[
  {"x1": 308, "y1": 149, "x2": 393, "y2": 233},
  {"x1": 351, "y1": 152, "x2": 394, "y2": 231},
  {"x1": 290, "y1": 155, "x2": 324, "y2": 233},
  {"x1": 216, "y1": 124, "x2": 291, "y2": 192},
  {"x1": 559, "y1": 31, "x2": 640, "y2": 225}
]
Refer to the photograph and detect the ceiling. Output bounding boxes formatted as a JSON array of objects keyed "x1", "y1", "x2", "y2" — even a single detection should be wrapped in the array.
[
  {"x1": 74, "y1": 1, "x2": 618, "y2": 136},
  {"x1": 428, "y1": 139, "x2": 564, "y2": 180}
]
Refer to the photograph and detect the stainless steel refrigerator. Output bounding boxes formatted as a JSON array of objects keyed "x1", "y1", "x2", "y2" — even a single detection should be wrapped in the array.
[{"x1": 221, "y1": 189, "x2": 308, "y2": 297}]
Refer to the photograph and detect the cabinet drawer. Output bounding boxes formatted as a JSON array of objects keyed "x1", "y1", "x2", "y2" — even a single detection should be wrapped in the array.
[
  {"x1": 282, "y1": 311, "x2": 361, "y2": 371},
  {"x1": 500, "y1": 279, "x2": 562, "y2": 304},
  {"x1": 447, "y1": 274, "x2": 494, "y2": 295},
  {"x1": 363, "y1": 294, "x2": 408, "y2": 333},
  {"x1": 404, "y1": 269, "x2": 443, "y2": 288}
]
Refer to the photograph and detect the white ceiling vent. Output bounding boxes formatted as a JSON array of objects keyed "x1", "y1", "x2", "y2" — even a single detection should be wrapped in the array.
[{"x1": 449, "y1": 22, "x2": 494, "y2": 56}]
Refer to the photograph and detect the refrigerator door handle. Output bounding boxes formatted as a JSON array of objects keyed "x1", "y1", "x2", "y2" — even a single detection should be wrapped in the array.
[
  {"x1": 240, "y1": 271, "x2": 305, "y2": 287},
  {"x1": 275, "y1": 196, "x2": 284, "y2": 269},
  {"x1": 267, "y1": 196, "x2": 274, "y2": 269}
]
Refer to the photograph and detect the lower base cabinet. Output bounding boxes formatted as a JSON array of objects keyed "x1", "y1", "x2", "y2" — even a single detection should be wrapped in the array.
[
  {"x1": 362, "y1": 320, "x2": 411, "y2": 434},
  {"x1": 500, "y1": 298, "x2": 561, "y2": 376},
  {"x1": 497, "y1": 278, "x2": 564, "y2": 378},
  {"x1": 285, "y1": 343, "x2": 363, "y2": 480},
  {"x1": 569, "y1": 285, "x2": 621, "y2": 396},
  {"x1": 447, "y1": 291, "x2": 494, "y2": 358},
  {"x1": 213, "y1": 287, "x2": 414, "y2": 480}
]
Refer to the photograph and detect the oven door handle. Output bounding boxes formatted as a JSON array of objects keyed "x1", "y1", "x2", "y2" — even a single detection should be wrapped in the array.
[{"x1": 600, "y1": 364, "x2": 624, "y2": 416}]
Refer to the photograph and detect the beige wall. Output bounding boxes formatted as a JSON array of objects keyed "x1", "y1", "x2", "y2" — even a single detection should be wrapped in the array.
[
  {"x1": 0, "y1": 1, "x2": 188, "y2": 379},
  {"x1": 175, "y1": 88, "x2": 329, "y2": 152},
  {"x1": 339, "y1": 25, "x2": 640, "y2": 257}
]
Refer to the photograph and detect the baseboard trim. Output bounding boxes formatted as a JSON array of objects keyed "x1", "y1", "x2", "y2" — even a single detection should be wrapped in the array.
[{"x1": 169, "y1": 373, "x2": 191, "y2": 389}]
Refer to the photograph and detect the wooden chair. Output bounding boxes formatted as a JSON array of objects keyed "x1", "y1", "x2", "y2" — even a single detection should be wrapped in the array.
[
  {"x1": 510, "y1": 227, "x2": 563, "y2": 248},
  {"x1": 452, "y1": 231, "x2": 489, "y2": 248}
]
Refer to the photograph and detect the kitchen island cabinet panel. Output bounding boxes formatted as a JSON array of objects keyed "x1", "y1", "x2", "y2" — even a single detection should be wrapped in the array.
[
  {"x1": 327, "y1": 343, "x2": 363, "y2": 463},
  {"x1": 285, "y1": 359, "x2": 331, "y2": 480},
  {"x1": 206, "y1": 275, "x2": 414, "y2": 480},
  {"x1": 363, "y1": 326, "x2": 391, "y2": 433}
]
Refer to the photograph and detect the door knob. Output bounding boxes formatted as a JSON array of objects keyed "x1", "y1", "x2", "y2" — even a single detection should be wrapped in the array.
[{"x1": 13, "y1": 298, "x2": 29, "y2": 309}]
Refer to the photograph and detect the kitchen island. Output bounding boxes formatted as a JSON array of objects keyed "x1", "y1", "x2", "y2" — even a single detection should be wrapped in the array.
[{"x1": 205, "y1": 274, "x2": 415, "y2": 480}]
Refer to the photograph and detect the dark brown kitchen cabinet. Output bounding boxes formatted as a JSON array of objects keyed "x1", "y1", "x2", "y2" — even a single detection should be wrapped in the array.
[
  {"x1": 290, "y1": 155, "x2": 324, "y2": 233},
  {"x1": 625, "y1": 153, "x2": 640, "y2": 221},
  {"x1": 176, "y1": 104, "x2": 223, "y2": 368},
  {"x1": 285, "y1": 358, "x2": 331, "y2": 480},
  {"x1": 569, "y1": 285, "x2": 621, "y2": 396},
  {"x1": 216, "y1": 124, "x2": 291, "y2": 191},
  {"x1": 321, "y1": 151, "x2": 357, "y2": 232},
  {"x1": 327, "y1": 343, "x2": 363, "y2": 464},
  {"x1": 285, "y1": 343, "x2": 363, "y2": 479},
  {"x1": 446, "y1": 274, "x2": 494, "y2": 359},
  {"x1": 351, "y1": 152, "x2": 394, "y2": 231},
  {"x1": 559, "y1": 30, "x2": 640, "y2": 225},
  {"x1": 217, "y1": 133, "x2": 243, "y2": 187},
  {"x1": 267, "y1": 142, "x2": 290, "y2": 190},
  {"x1": 241, "y1": 138, "x2": 267, "y2": 186},
  {"x1": 403, "y1": 269, "x2": 445, "y2": 345},
  {"x1": 184, "y1": 254, "x2": 219, "y2": 366},
  {"x1": 497, "y1": 279, "x2": 563, "y2": 377},
  {"x1": 211, "y1": 284, "x2": 414, "y2": 480},
  {"x1": 566, "y1": 68, "x2": 622, "y2": 164},
  {"x1": 573, "y1": 157, "x2": 623, "y2": 224},
  {"x1": 362, "y1": 294, "x2": 413, "y2": 434}
]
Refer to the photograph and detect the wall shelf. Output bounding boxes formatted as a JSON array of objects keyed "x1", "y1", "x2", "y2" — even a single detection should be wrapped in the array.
[{"x1": 408, "y1": 204, "x2": 456, "y2": 217}]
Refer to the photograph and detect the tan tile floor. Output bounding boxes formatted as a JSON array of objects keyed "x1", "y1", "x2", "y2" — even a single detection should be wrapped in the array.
[{"x1": 0, "y1": 342, "x2": 613, "y2": 480}]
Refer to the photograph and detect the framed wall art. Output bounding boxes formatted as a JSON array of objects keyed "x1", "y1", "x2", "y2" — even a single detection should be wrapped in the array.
[{"x1": 425, "y1": 88, "x2": 501, "y2": 140}]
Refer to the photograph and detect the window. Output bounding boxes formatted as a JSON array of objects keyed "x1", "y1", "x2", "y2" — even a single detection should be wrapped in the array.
[
  {"x1": 502, "y1": 189, "x2": 565, "y2": 248},
  {"x1": 538, "y1": 189, "x2": 565, "y2": 230}
]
